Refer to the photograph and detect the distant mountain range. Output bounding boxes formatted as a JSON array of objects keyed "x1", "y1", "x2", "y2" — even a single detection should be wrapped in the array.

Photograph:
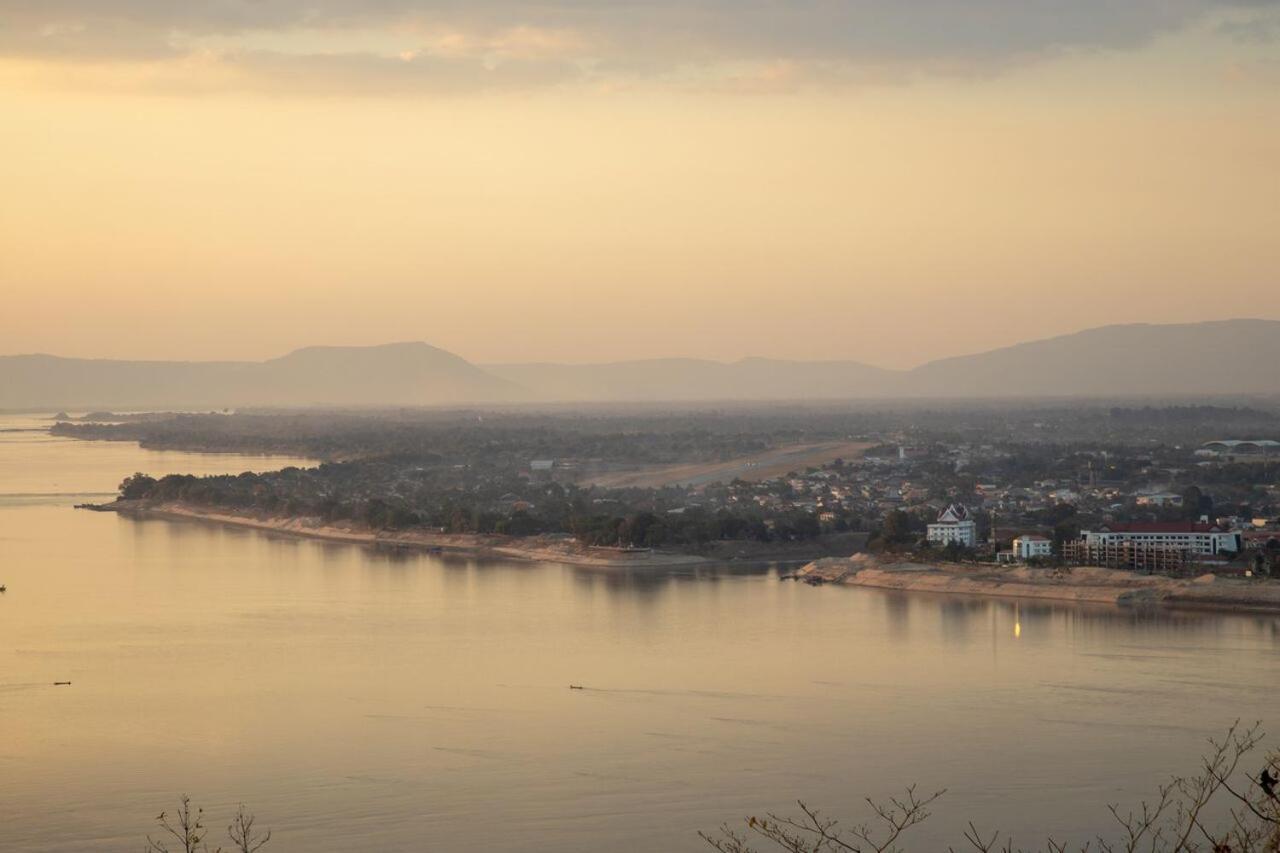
[
  {"x1": 3, "y1": 320, "x2": 1278, "y2": 410},
  {"x1": 0, "y1": 343, "x2": 515, "y2": 410}
]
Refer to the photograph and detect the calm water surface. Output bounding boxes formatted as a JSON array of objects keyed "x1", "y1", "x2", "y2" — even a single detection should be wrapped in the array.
[{"x1": 1, "y1": 414, "x2": 1278, "y2": 851}]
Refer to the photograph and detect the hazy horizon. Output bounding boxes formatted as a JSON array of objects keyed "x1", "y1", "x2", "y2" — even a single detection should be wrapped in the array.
[
  {"x1": 6, "y1": 318, "x2": 1280, "y2": 409},
  {"x1": 3, "y1": 1, "x2": 1278, "y2": 368},
  {"x1": 4, "y1": 316, "x2": 1280, "y2": 373}
]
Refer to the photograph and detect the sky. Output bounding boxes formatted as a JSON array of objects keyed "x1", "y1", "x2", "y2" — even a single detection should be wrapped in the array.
[{"x1": 1, "y1": 1, "x2": 1277, "y2": 369}]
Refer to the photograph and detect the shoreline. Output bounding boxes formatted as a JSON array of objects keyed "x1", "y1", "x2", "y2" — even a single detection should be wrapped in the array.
[
  {"x1": 791, "y1": 554, "x2": 1280, "y2": 613},
  {"x1": 83, "y1": 502, "x2": 1280, "y2": 613},
  {"x1": 100, "y1": 501, "x2": 715, "y2": 568},
  {"x1": 96, "y1": 500, "x2": 852, "y2": 569},
  {"x1": 91, "y1": 501, "x2": 867, "y2": 569}
]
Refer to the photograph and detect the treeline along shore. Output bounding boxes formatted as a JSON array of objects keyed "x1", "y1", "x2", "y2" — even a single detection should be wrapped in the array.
[{"x1": 95, "y1": 499, "x2": 861, "y2": 569}]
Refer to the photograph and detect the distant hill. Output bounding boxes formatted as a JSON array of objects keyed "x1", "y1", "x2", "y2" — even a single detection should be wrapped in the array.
[
  {"x1": 903, "y1": 319, "x2": 1280, "y2": 397},
  {"x1": 3, "y1": 320, "x2": 1278, "y2": 410},
  {"x1": 491, "y1": 320, "x2": 1280, "y2": 400},
  {"x1": 248, "y1": 343, "x2": 517, "y2": 406},
  {"x1": 0, "y1": 343, "x2": 517, "y2": 410}
]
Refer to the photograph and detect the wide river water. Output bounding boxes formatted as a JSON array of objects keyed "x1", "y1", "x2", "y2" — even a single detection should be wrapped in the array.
[{"x1": 1, "y1": 414, "x2": 1278, "y2": 852}]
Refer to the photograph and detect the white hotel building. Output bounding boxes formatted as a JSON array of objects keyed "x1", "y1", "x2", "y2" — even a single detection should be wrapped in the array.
[
  {"x1": 927, "y1": 504, "x2": 978, "y2": 548},
  {"x1": 1082, "y1": 522, "x2": 1241, "y2": 556}
]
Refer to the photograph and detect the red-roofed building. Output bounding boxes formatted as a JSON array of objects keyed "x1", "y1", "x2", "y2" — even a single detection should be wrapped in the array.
[
  {"x1": 1083, "y1": 522, "x2": 1240, "y2": 556},
  {"x1": 1099, "y1": 522, "x2": 1215, "y2": 533}
]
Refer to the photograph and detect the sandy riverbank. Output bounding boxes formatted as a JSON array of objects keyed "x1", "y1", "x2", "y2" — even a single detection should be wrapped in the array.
[
  {"x1": 100, "y1": 501, "x2": 713, "y2": 569},
  {"x1": 791, "y1": 553, "x2": 1280, "y2": 612}
]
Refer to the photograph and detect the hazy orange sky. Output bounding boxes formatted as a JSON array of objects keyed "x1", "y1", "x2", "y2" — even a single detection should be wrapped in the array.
[{"x1": 1, "y1": 1, "x2": 1277, "y2": 368}]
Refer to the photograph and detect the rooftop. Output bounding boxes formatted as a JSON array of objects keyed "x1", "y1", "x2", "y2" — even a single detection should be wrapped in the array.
[
  {"x1": 935, "y1": 503, "x2": 970, "y2": 524},
  {"x1": 1097, "y1": 522, "x2": 1222, "y2": 534},
  {"x1": 1202, "y1": 440, "x2": 1280, "y2": 449}
]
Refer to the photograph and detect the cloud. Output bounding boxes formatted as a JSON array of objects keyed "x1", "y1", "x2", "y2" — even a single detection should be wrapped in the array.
[
  {"x1": 1217, "y1": 6, "x2": 1280, "y2": 41},
  {"x1": 1, "y1": 0, "x2": 1274, "y2": 93},
  {"x1": 227, "y1": 48, "x2": 585, "y2": 94}
]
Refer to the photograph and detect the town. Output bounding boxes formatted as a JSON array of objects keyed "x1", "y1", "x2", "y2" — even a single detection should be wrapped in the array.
[{"x1": 60, "y1": 403, "x2": 1280, "y2": 576}]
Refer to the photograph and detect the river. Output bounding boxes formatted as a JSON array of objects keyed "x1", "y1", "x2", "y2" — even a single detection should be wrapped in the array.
[{"x1": 1, "y1": 414, "x2": 1277, "y2": 852}]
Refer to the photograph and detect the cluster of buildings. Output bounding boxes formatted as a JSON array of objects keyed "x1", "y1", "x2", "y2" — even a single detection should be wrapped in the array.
[
  {"x1": 504, "y1": 434, "x2": 1280, "y2": 574},
  {"x1": 704, "y1": 437, "x2": 1278, "y2": 573},
  {"x1": 926, "y1": 504, "x2": 1049, "y2": 559},
  {"x1": 926, "y1": 501, "x2": 1244, "y2": 566},
  {"x1": 946, "y1": 510, "x2": 1255, "y2": 573}
]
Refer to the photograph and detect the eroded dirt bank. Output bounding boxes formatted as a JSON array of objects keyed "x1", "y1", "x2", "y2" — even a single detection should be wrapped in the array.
[{"x1": 791, "y1": 554, "x2": 1280, "y2": 612}]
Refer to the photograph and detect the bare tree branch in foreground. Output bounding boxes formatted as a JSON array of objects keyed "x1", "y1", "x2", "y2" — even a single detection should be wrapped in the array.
[
  {"x1": 703, "y1": 722, "x2": 1280, "y2": 853},
  {"x1": 227, "y1": 805, "x2": 272, "y2": 853},
  {"x1": 143, "y1": 798, "x2": 271, "y2": 853},
  {"x1": 144, "y1": 796, "x2": 210, "y2": 853}
]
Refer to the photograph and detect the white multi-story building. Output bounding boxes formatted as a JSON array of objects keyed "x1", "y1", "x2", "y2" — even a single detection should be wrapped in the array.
[
  {"x1": 1013, "y1": 534, "x2": 1053, "y2": 559},
  {"x1": 927, "y1": 504, "x2": 977, "y2": 548},
  {"x1": 1082, "y1": 522, "x2": 1240, "y2": 556}
]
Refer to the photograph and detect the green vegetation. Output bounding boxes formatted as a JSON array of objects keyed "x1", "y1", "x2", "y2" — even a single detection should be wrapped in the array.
[{"x1": 113, "y1": 463, "x2": 829, "y2": 550}]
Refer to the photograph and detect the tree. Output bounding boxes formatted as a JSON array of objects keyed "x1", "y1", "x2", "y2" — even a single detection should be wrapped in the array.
[
  {"x1": 702, "y1": 722, "x2": 1280, "y2": 853},
  {"x1": 1053, "y1": 519, "x2": 1081, "y2": 549},
  {"x1": 880, "y1": 510, "x2": 913, "y2": 546},
  {"x1": 119, "y1": 473, "x2": 158, "y2": 500},
  {"x1": 701, "y1": 787, "x2": 942, "y2": 853},
  {"x1": 1181, "y1": 485, "x2": 1208, "y2": 520},
  {"x1": 227, "y1": 805, "x2": 272, "y2": 853},
  {"x1": 144, "y1": 798, "x2": 271, "y2": 853},
  {"x1": 144, "y1": 796, "x2": 210, "y2": 853}
]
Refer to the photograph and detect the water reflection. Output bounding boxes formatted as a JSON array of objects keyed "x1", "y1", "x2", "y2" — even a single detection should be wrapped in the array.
[{"x1": 569, "y1": 561, "x2": 778, "y2": 602}]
